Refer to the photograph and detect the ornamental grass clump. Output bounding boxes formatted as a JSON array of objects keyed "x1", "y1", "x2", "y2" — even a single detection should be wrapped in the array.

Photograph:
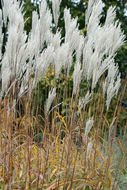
[{"x1": 0, "y1": 0, "x2": 127, "y2": 189}]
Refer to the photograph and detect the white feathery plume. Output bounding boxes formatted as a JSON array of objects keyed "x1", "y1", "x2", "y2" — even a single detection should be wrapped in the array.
[
  {"x1": 1, "y1": 64, "x2": 11, "y2": 94},
  {"x1": 1, "y1": 0, "x2": 12, "y2": 26},
  {"x1": 39, "y1": 0, "x2": 47, "y2": 19},
  {"x1": 8, "y1": 1, "x2": 24, "y2": 29},
  {"x1": 105, "y1": 6, "x2": 116, "y2": 26},
  {"x1": 45, "y1": 88, "x2": 56, "y2": 116},
  {"x1": 66, "y1": 53, "x2": 73, "y2": 76},
  {"x1": 69, "y1": 29, "x2": 81, "y2": 53},
  {"x1": 52, "y1": 0, "x2": 62, "y2": 27},
  {"x1": 78, "y1": 91, "x2": 92, "y2": 110},
  {"x1": 92, "y1": 56, "x2": 114, "y2": 89},
  {"x1": 82, "y1": 36, "x2": 94, "y2": 81},
  {"x1": 64, "y1": 10, "x2": 80, "y2": 52},
  {"x1": 28, "y1": 0, "x2": 52, "y2": 58},
  {"x1": 39, "y1": 0, "x2": 52, "y2": 46},
  {"x1": 76, "y1": 35, "x2": 84, "y2": 63},
  {"x1": 87, "y1": 51, "x2": 99, "y2": 88},
  {"x1": 54, "y1": 48, "x2": 63, "y2": 79},
  {"x1": 73, "y1": 62, "x2": 82, "y2": 95},
  {"x1": 33, "y1": 45, "x2": 54, "y2": 88},
  {"x1": 85, "y1": 0, "x2": 97, "y2": 26},
  {"x1": 99, "y1": 23, "x2": 125, "y2": 57},
  {"x1": 83, "y1": 0, "x2": 125, "y2": 92},
  {"x1": 31, "y1": 11, "x2": 39, "y2": 38},
  {"x1": 26, "y1": 1, "x2": 55, "y2": 91},
  {"x1": 105, "y1": 63, "x2": 121, "y2": 110},
  {"x1": 89, "y1": 25, "x2": 124, "y2": 89},
  {"x1": 84, "y1": 117, "x2": 94, "y2": 141},
  {"x1": 46, "y1": 30, "x2": 62, "y2": 71},
  {"x1": 100, "y1": 22, "x2": 125, "y2": 57},
  {"x1": 64, "y1": 8, "x2": 81, "y2": 74},
  {"x1": 109, "y1": 22, "x2": 125, "y2": 55},
  {"x1": 54, "y1": 43, "x2": 69, "y2": 79},
  {"x1": 83, "y1": 1, "x2": 105, "y2": 83},
  {"x1": 27, "y1": 11, "x2": 40, "y2": 59},
  {"x1": 18, "y1": 79, "x2": 28, "y2": 98},
  {"x1": 86, "y1": 0, "x2": 104, "y2": 35},
  {"x1": 64, "y1": 8, "x2": 71, "y2": 33},
  {"x1": 0, "y1": 10, "x2": 3, "y2": 60},
  {"x1": 86, "y1": 141, "x2": 93, "y2": 164},
  {"x1": 1, "y1": 0, "x2": 28, "y2": 94},
  {"x1": 47, "y1": 30, "x2": 61, "y2": 49}
]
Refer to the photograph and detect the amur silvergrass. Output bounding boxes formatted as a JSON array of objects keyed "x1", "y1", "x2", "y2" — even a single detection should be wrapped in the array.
[
  {"x1": 0, "y1": 0, "x2": 125, "y2": 111},
  {"x1": 0, "y1": 0, "x2": 126, "y2": 189}
]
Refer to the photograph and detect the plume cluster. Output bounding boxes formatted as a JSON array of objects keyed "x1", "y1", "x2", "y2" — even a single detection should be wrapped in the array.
[
  {"x1": 0, "y1": 0, "x2": 125, "y2": 111},
  {"x1": 45, "y1": 87, "x2": 56, "y2": 116}
]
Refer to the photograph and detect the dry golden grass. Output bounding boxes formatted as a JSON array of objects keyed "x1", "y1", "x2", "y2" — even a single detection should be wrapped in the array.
[{"x1": 0, "y1": 88, "x2": 126, "y2": 190}]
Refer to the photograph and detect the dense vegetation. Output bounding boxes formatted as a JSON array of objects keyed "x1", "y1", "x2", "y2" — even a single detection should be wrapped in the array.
[{"x1": 0, "y1": 0, "x2": 127, "y2": 189}]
